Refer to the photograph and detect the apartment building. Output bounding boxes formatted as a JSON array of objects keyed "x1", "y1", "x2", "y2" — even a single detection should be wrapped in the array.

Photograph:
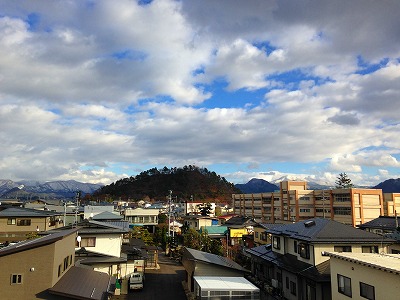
[{"x1": 233, "y1": 180, "x2": 385, "y2": 226}]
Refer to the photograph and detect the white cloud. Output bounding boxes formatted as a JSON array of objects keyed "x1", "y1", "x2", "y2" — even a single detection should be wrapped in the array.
[{"x1": 0, "y1": 0, "x2": 400, "y2": 186}]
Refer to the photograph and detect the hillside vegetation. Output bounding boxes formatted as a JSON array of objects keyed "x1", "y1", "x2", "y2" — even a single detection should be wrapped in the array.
[{"x1": 93, "y1": 165, "x2": 241, "y2": 202}]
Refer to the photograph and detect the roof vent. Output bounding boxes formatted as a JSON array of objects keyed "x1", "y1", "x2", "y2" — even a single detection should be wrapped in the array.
[{"x1": 304, "y1": 220, "x2": 316, "y2": 227}]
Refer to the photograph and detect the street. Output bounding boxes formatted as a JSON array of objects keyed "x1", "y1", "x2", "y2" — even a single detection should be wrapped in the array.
[{"x1": 113, "y1": 253, "x2": 188, "y2": 300}]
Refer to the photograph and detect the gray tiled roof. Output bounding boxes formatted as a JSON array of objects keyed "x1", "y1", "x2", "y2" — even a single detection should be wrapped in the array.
[
  {"x1": 184, "y1": 247, "x2": 248, "y2": 272},
  {"x1": 0, "y1": 207, "x2": 62, "y2": 217},
  {"x1": 358, "y1": 216, "x2": 398, "y2": 230},
  {"x1": 92, "y1": 211, "x2": 123, "y2": 220},
  {"x1": 267, "y1": 218, "x2": 396, "y2": 244}
]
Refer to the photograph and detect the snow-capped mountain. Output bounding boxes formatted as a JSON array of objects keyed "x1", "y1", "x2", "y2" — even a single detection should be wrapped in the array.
[{"x1": 0, "y1": 179, "x2": 103, "y2": 199}]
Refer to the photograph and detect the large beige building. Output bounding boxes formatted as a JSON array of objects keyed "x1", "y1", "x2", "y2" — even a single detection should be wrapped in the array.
[{"x1": 233, "y1": 180, "x2": 389, "y2": 226}]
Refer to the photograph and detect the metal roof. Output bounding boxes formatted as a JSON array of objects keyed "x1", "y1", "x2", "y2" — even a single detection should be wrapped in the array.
[
  {"x1": 49, "y1": 266, "x2": 115, "y2": 300},
  {"x1": 0, "y1": 228, "x2": 77, "y2": 257},
  {"x1": 194, "y1": 276, "x2": 259, "y2": 292},
  {"x1": 184, "y1": 247, "x2": 248, "y2": 272}
]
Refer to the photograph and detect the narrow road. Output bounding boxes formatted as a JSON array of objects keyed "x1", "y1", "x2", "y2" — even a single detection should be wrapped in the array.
[{"x1": 113, "y1": 253, "x2": 187, "y2": 300}]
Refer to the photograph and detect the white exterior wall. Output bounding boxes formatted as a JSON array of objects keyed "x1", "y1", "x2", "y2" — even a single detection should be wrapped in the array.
[
  {"x1": 330, "y1": 255, "x2": 400, "y2": 300},
  {"x1": 76, "y1": 233, "x2": 122, "y2": 257}
]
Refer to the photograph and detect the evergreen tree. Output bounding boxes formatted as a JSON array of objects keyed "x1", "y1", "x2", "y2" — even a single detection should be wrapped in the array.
[{"x1": 335, "y1": 172, "x2": 354, "y2": 189}]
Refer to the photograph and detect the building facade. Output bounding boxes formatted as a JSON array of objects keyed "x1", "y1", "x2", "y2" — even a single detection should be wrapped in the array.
[
  {"x1": 325, "y1": 252, "x2": 400, "y2": 300},
  {"x1": 233, "y1": 180, "x2": 386, "y2": 226}
]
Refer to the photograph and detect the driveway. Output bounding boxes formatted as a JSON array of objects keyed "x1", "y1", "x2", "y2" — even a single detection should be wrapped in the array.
[{"x1": 112, "y1": 253, "x2": 188, "y2": 300}]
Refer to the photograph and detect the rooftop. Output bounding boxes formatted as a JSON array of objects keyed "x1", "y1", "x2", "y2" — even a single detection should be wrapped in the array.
[
  {"x1": 267, "y1": 218, "x2": 396, "y2": 244},
  {"x1": 324, "y1": 252, "x2": 400, "y2": 275}
]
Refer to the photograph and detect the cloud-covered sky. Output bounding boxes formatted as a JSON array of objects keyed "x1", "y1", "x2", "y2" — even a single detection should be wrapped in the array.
[{"x1": 1, "y1": 0, "x2": 400, "y2": 186}]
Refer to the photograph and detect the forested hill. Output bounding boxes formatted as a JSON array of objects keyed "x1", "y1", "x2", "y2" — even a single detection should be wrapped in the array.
[{"x1": 93, "y1": 166, "x2": 241, "y2": 202}]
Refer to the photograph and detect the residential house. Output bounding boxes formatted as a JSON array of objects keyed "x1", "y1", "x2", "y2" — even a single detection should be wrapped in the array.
[
  {"x1": 123, "y1": 207, "x2": 159, "y2": 233},
  {"x1": 0, "y1": 206, "x2": 63, "y2": 243},
  {"x1": 246, "y1": 218, "x2": 396, "y2": 300},
  {"x1": 182, "y1": 247, "x2": 249, "y2": 296},
  {"x1": 182, "y1": 215, "x2": 219, "y2": 231},
  {"x1": 84, "y1": 204, "x2": 114, "y2": 220},
  {"x1": 324, "y1": 252, "x2": 400, "y2": 300},
  {"x1": 358, "y1": 216, "x2": 400, "y2": 254},
  {"x1": 233, "y1": 180, "x2": 387, "y2": 226},
  {"x1": 0, "y1": 228, "x2": 115, "y2": 299}
]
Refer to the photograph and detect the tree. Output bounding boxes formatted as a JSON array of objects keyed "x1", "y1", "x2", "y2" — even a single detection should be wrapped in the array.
[
  {"x1": 130, "y1": 226, "x2": 154, "y2": 245},
  {"x1": 335, "y1": 173, "x2": 354, "y2": 189}
]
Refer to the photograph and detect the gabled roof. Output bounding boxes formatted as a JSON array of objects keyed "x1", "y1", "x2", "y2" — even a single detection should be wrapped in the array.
[
  {"x1": 0, "y1": 206, "x2": 62, "y2": 217},
  {"x1": 224, "y1": 216, "x2": 257, "y2": 227},
  {"x1": 184, "y1": 247, "x2": 248, "y2": 272},
  {"x1": 0, "y1": 228, "x2": 77, "y2": 257},
  {"x1": 49, "y1": 266, "x2": 115, "y2": 300},
  {"x1": 57, "y1": 219, "x2": 129, "y2": 234},
  {"x1": 92, "y1": 211, "x2": 123, "y2": 221},
  {"x1": 267, "y1": 218, "x2": 396, "y2": 244},
  {"x1": 358, "y1": 216, "x2": 399, "y2": 231}
]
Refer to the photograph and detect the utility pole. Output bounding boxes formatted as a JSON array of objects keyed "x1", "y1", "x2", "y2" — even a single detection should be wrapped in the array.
[{"x1": 168, "y1": 190, "x2": 172, "y2": 239}]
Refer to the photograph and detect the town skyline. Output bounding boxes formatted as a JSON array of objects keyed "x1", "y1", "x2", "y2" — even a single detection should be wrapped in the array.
[{"x1": 1, "y1": 1, "x2": 400, "y2": 187}]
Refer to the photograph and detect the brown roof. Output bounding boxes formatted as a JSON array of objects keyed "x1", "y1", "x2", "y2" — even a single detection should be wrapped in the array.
[{"x1": 49, "y1": 266, "x2": 116, "y2": 300}]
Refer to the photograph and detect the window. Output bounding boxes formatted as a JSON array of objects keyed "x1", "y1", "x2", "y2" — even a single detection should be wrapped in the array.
[
  {"x1": 290, "y1": 281, "x2": 297, "y2": 296},
  {"x1": 11, "y1": 274, "x2": 22, "y2": 285},
  {"x1": 333, "y1": 207, "x2": 351, "y2": 215},
  {"x1": 334, "y1": 246, "x2": 352, "y2": 253},
  {"x1": 337, "y1": 274, "x2": 352, "y2": 297},
  {"x1": 298, "y1": 243, "x2": 310, "y2": 259},
  {"x1": 360, "y1": 282, "x2": 375, "y2": 300},
  {"x1": 76, "y1": 237, "x2": 96, "y2": 247},
  {"x1": 7, "y1": 218, "x2": 16, "y2": 225},
  {"x1": 17, "y1": 219, "x2": 31, "y2": 226},
  {"x1": 294, "y1": 240, "x2": 298, "y2": 253},
  {"x1": 334, "y1": 193, "x2": 351, "y2": 202},
  {"x1": 255, "y1": 232, "x2": 259, "y2": 238},
  {"x1": 362, "y1": 246, "x2": 378, "y2": 253},
  {"x1": 285, "y1": 277, "x2": 289, "y2": 289},
  {"x1": 273, "y1": 236, "x2": 281, "y2": 250},
  {"x1": 300, "y1": 208, "x2": 311, "y2": 213}
]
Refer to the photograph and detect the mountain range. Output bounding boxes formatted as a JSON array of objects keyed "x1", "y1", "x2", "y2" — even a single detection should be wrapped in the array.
[
  {"x1": 1, "y1": 175, "x2": 399, "y2": 201},
  {"x1": 235, "y1": 178, "x2": 400, "y2": 193},
  {"x1": 0, "y1": 179, "x2": 103, "y2": 200}
]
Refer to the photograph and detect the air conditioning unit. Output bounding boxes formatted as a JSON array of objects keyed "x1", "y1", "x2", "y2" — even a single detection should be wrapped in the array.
[{"x1": 271, "y1": 279, "x2": 278, "y2": 288}]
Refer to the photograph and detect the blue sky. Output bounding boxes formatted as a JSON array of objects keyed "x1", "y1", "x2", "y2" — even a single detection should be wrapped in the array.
[{"x1": 0, "y1": 0, "x2": 400, "y2": 187}]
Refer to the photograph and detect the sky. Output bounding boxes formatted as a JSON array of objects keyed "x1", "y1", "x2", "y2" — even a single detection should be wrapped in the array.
[{"x1": 1, "y1": 0, "x2": 400, "y2": 187}]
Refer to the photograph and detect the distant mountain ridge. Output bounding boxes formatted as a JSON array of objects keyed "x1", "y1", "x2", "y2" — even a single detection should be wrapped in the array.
[
  {"x1": 235, "y1": 178, "x2": 279, "y2": 193},
  {"x1": 0, "y1": 179, "x2": 103, "y2": 200},
  {"x1": 235, "y1": 178, "x2": 400, "y2": 193},
  {"x1": 373, "y1": 178, "x2": 400, "y2": 193}
]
